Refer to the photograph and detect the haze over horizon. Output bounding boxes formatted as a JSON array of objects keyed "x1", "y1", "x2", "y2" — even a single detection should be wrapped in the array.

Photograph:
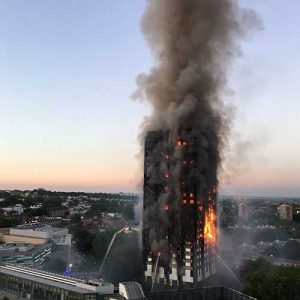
[{"x1": 1, "y1": 0, "x2": 299, "y2": 197}]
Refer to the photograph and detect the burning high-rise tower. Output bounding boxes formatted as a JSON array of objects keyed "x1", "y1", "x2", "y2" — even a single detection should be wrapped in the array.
[
  {"x1": 143, "y1": 129, "x2": 217, "y2": 288},
  {"x1": 134, "y1": 0, "x2": 259, "y2": 291}
]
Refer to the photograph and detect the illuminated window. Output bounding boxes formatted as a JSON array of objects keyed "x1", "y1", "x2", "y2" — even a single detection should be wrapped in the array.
[
  {"x1": 190, "y1": 193, "x2": 194, "y2": 197},
  {"x1": 190, "y1": 200, "x2": 195, "y2": 204},
  {"x1": 183, "y1": 200, "x2": 187, "y2": 204}
]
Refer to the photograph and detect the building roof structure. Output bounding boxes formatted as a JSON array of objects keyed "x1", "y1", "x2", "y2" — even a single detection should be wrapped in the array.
[{"x1": 0, "y1": 264, "x2": 114, "y2": 295}]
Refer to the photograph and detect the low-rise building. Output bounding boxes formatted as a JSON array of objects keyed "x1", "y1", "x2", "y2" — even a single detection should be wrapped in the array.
[
  {"x1": 0, "y1": 224, "x2": 72, "y2": 260},
  {"x1": 119, "y1": 282, "x2": 145, "y2": 300},
  {"x1": 0, "y1": 264, "x2": 114, "y2": 299},
  {"x1": 3, "y1": 224, "x2": 71, "y2": 244},
  {"x1": 0, "y1": 242, "x2": 51, "y2": 267}
]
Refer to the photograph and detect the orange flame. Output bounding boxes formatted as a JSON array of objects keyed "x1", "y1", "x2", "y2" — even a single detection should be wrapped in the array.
[{"x1": 204, "y1": 207, "x2": 216, "y2": 245}]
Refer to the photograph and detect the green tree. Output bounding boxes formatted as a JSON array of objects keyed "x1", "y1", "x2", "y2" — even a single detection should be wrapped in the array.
[
  {"x1": 91, "y1": 230, "x2": 115, "y2": 260},
  {"x1": 243, "y1": 264, "x2": 300, "y2": 300},
  {"x1": 123, "y1": 204, "x2": 135, "y2": 220},
  {"x1": 42, "y1": 197, "x2": 63, "y2": 210},
  {"x1": 70, "y1": 214, "x2": 82, "y2": 224},
  {"x1": 243, "y1": 271, "x2": 270, "y2": 299},
  {"x1": 282, "y1": 240, "x2": 300, "y2": 260},
  {"x1": 24, "y1": 207, "x2": 47, "y2": 217},
  {"x1": 0, "y1": 217, "x2": 18, "y2": 228},
  {"x1": 71, "y1": 224, "x2": 93, "y2": 254},
  {"x1": 240, "y1": 257, "x2": 274, "y2": 281}
]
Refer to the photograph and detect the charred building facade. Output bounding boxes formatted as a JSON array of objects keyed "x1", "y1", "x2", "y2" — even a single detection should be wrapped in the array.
[{"x1": 143, "y1": 129, "x2": 217, "y2": 289}]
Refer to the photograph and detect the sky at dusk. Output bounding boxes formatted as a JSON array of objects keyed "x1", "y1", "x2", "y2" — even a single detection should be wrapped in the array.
[{"x1": 0, "y1": 0, "x2": 299, "y2": 196}]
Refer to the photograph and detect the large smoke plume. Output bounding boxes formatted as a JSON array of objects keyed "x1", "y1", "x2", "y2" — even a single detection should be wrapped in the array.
[{"x1": 133, "y1": 0, "x2": 259, "y2": 256}]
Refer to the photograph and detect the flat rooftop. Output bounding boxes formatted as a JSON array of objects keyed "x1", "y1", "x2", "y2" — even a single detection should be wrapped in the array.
[
  {"x1": 0, "y1": 264, "x2": 113, "y2": 295},
  {"x1": 15, "y1": 224, "x2": 66, "y2": 233},
  {"x1": 0, "y1": 242, "x2": 49, "y2": 259}
]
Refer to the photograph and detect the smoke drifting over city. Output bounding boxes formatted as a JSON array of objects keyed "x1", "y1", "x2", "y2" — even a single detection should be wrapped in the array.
[
  {"x1": 133, "y1": 0, "x2": 259, "y2": 261},
  {"x1": 133, "y1": 0, "x2": 259, "y2": 155}
]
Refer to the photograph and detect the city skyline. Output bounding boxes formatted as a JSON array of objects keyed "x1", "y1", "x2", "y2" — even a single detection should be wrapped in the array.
[{"x1": 1, "y1": 0, "x2": 300, "y2": 196}]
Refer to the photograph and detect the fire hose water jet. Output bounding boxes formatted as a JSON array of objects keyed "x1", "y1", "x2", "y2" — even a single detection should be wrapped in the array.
[{"x1": 151, "y1": 253, "x2": 161, "y2": 292}]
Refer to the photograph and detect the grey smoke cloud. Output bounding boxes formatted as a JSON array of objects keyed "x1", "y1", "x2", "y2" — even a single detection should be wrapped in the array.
[
  {"x1": 133, "y1": 0, "x2": 260, "y2": 145},
  {"x1": 133, "y1": 0, "x2": 260, "y2": 255}
]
